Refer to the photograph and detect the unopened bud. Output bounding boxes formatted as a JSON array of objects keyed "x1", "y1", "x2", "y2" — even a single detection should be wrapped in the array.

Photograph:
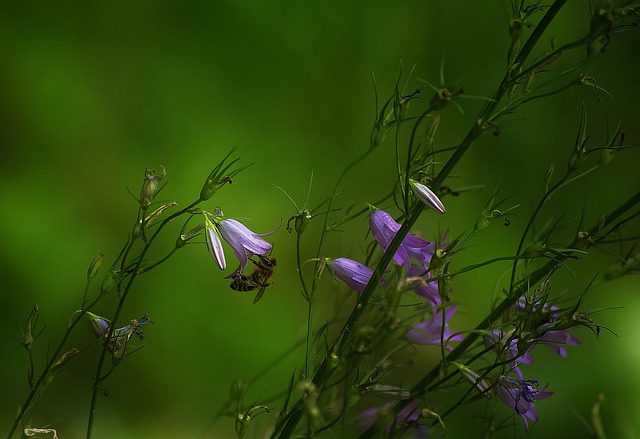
[
  {"x1": 139, "y1": 167, "x2": 166, "y2": 209},
  {"x1": 370, "y1": 120, "x2": 389, "y2": 149},
  {"x1": 410, "y1": 179, "x2": 446, "y2": 214},
  {"x1": 600, "y1": 148, "x2": 616, "y2": 166},
  {"x1": 87, "y1": 254, "x2": 104, "y2": 282},
  {"x1": 287, "y1": 209, "x2": 312, "y2": 234},
  {"x1": 87, "y1": 312, "x2": 110, "y2": 339}
]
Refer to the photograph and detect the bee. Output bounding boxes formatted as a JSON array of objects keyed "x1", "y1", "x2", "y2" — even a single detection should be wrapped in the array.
[{"x1": 229, "y1": 255, "x2": 276, "y2": 304}]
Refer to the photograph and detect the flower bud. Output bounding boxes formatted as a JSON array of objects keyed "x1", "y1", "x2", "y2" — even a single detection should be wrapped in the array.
[
  {"x1": 287, "y1": 209, "x2": 312, "y2": 234},
  {"x1": 139, "y1": 167, "x2": 166, "y2": 209},
  {"x1": 87, "y1": 312, "x2": 110, "y2": 339},
  {"x1": 87, "y1": 254, "x2": 104, "y2": 283},
  {"x1": 409, "y1": 180, "x2": 445, "y2": 214},
  {"x1": 370, "y1": 120, "x2": 390, "y2": 149}
]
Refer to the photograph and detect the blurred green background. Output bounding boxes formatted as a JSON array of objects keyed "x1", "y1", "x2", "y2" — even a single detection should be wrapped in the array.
[{"x1": 1, "y1": 2, "x2": 639, "y2": 438}]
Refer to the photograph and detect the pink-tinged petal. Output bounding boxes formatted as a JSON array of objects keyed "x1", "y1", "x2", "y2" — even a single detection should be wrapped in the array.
[{"x1": 410, "y1": 180, "x2": 445, "y2": 214}]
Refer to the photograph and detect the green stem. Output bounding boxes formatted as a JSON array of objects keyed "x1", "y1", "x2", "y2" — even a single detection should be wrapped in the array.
[
  {"x1": 406, "y1": 190, "x2": 640, "y2": 403},
  {"x1": 6, "y1": 296, "x2": 103, "y2": 439},
  {"x1": 86, "y1": 200, "x2": 199, "y2": 438}
]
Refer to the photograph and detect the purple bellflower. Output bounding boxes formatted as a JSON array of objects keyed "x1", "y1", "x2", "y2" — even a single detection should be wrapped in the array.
[
  {"x1": 218, "y1": 218, "x2": 273, "y2": 274},
  {"x1": 327, "y1": 257, "x2": 375, "y2": 293},
  {"x1": 495, "y1": 376, "x2": 553, "y2": 431},
  {"x1": 204, "y1": 210, "x2": 274, "y2": 275},
  {"x1": 406, "y1": 305, "x2": 463, "y2": 350},
  {"x1": 369, "y1": 209, "x2": 435, "y2": 269}
]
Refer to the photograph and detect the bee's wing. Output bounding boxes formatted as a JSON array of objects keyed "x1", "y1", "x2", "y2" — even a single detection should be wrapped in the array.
[{"x1": 252, "y1": 287, "x2": 267, "y2": 304}]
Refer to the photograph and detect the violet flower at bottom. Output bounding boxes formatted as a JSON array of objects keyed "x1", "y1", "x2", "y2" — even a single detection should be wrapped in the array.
[{"x1": 496, "y1": 376, "x2": 553, "y2": 431}]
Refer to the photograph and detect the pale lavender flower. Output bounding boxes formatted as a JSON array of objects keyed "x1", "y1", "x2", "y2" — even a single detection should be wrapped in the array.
[
  {"x1": 327, "y1": 257, "x2": 375, "y2": 293},
  {"x1": 217, "y1": 218, "x2": 273, "y2": 274},
  {"x1": 204, "y1": 210, "x2": 274, "y2": 274},
  {"x1": 496, "y1": 376, "x2": 553, "y2": 431},
  {"x1": 369, "y1": 209, "x2": 435, "y2": 268},
  {"x1": 410, "y1": 180, "x2": 445, "y2": 214},
  {"x1": 406, "y1": 305, "x2": 463, "y2": 350}
]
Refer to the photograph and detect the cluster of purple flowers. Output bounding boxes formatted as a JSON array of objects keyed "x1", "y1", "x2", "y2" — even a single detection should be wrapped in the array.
[
  {"x1": 326, "y1": 198, "x2": 581, "y2": 432},
  {"x1": 327, "y1": 206, "x2": 458, "y2": 350}
]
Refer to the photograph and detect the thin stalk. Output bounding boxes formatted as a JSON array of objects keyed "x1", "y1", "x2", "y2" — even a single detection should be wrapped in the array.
[
  {"x1": 86, "y1": 200, "x2": 199, "y2": 438},
  {"x1": 6, "y1": 295, "x2": 103, "y2": 439},
  {"x1": 507, "y1": 173, "x2": 570, "y2": 297},
  {"x1": 407, "y1": 190, "x2": 640, "y2": 402}
]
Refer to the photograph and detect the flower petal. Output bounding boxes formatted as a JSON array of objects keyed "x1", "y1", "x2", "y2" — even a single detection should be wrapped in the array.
[
  {"x1": 410, "y1": 180, "x2": 446, "y2": 214},
  {"x1": 205, "y1": 218, "x2": 226, "y2": 270}
]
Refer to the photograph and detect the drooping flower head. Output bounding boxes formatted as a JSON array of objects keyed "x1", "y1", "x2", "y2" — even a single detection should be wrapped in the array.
[
  {"x1": 218, "y1": 218, "x2": 273, "y2": 274},
  {"x1": 327, "y1": 257, "x2": 375, "y2": 293},
  {"x1": 495, "y1": 375, "x2": 553, "y2": 431},
  {"x1": 369, "y1": 209, "x2": 436, "y2": 269},
  {"x1": 203, "y1": 208, "x2": 275, "y2": 275},
  {"x1": 406, "y1": 305, "x2": 463, "y2": 350}
]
